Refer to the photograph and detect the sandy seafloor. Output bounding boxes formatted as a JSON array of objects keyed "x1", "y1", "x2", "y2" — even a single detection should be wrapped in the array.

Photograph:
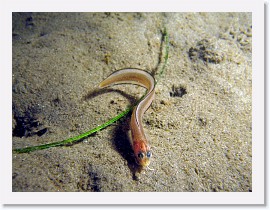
[{"x1": 12, "y1": 12, "x2": 252, "y2": 192}]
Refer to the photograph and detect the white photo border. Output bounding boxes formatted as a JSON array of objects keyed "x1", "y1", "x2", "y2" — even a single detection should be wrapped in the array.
[{"x1": 0, "y1": 0, "x2": 265, "y2": 205}]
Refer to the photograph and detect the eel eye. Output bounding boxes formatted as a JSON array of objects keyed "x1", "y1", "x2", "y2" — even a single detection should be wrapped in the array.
[
  {"x1": 146, "y1": 151, "x2": 152, "y2": 158},
  {"x1": 137, "y1": 152, "x2": 144, "y2": 159}
]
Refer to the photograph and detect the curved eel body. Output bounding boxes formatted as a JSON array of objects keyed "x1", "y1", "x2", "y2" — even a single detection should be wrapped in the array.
[{"x1": 99, "y1": 68, "x2": 155, "y2": 168}]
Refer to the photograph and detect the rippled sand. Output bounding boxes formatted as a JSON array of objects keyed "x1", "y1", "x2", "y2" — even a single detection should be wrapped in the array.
[{"x1": 12, "y1": 12, "x2": 252, "y2": 192}]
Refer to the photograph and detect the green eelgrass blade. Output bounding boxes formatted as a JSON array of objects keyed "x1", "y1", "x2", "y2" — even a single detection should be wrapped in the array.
[
  {"x1": 156, "y1": 27, "x2": 169, "y2": 84},
  {"x1": 13, "y1": 28, "x2": 169, "y2": 154},
  {"x1": 13, "y1": 107, "x2": 132, "y2": 153}
]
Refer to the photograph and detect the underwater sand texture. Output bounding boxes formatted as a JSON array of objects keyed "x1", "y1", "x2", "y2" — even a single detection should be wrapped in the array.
[{"x1": 12, "y1": 12, "x2": 252, "y2": 192}]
